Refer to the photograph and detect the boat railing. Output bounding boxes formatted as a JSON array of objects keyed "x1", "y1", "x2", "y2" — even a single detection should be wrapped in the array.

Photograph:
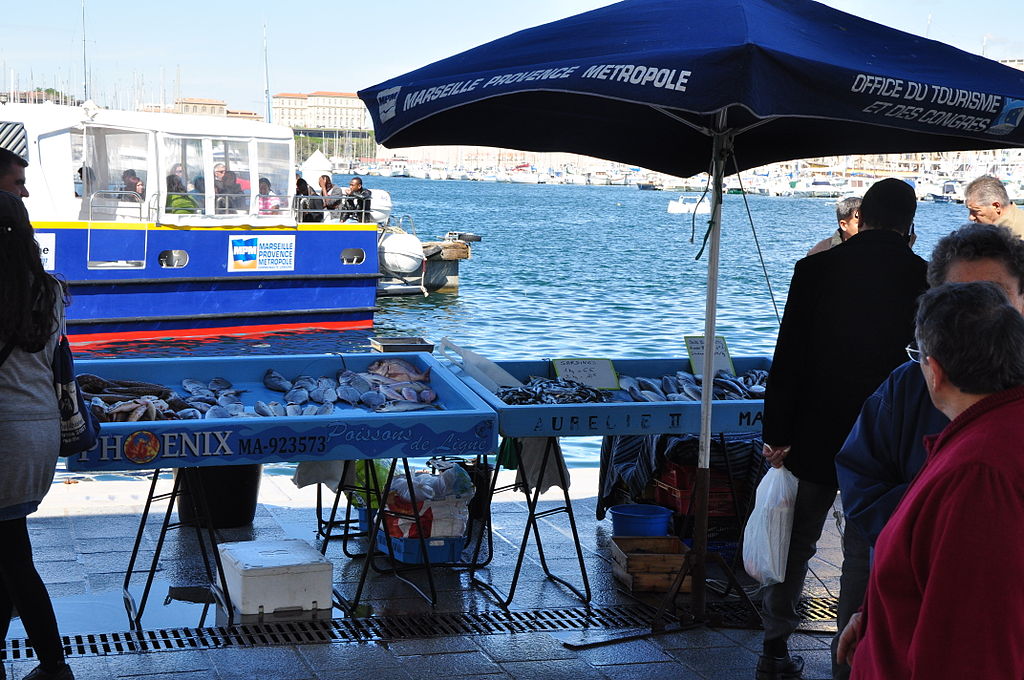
[{"x1": 85, "y1": 191, "x2": 149, "y2": 268}]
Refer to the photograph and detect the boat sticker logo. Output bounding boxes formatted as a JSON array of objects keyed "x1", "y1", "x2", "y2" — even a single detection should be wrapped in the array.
[
  {"x1": 34, "y1": 233, "x2": 56, "y2": 271},
  {"x1": 228, "y1": 235, "x2": 296, "y2": 272},
  {"x1": 124, "y1": 431, "x2": 160, "y2": 465},
  {"x1": 377, "y1": 86, "x2": 402, "y2": 123}
]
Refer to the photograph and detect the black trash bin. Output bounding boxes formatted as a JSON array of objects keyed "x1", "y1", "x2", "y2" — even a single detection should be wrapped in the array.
[{"x1": 175, "y1": 464, "x2": 262, "y2": 528}]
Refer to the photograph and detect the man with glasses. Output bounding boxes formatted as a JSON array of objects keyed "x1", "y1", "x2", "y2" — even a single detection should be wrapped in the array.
[
  {"x1": 837, "y1": 281, "x2": 1024, "y2": 679},
  {"x1": 834, "y1": 223, "x2": 1024, "y2": 674},
  {"x1": 963, "y1": 175, "x2": 1024, "y2": 237},
  {"x1": 758, "y1": 178, "x2": 925, "y2": 680}
]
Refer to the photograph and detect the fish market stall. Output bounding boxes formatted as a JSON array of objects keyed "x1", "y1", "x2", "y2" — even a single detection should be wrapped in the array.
[
  {"x1": 67, "y1": 353, "x2": 497, "y2": 472},
  {"x1": 446, "y1": 354, "x2": 770, "y2": 608},
  {"x1": 64, "y1": 352, "x2": 497, "y2": 627}
]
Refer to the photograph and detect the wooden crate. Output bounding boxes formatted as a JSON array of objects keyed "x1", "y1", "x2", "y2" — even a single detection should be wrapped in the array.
[{"x1": 610, "y1": 536, "x2": 691, "y2": 593}]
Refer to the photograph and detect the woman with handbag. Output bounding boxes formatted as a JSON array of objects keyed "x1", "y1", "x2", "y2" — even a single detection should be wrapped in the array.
[{"x1": 0, "y1": 191, "x2": 74, "y2": 680}]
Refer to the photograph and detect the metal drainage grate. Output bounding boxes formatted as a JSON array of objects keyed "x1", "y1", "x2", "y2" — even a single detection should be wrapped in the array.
[
  {"x1": 706, "y1": 596, "x2": 838, "y2": 630},
  {"x1": 2, "y1": 605, "x2": 653, "y2": 661}
]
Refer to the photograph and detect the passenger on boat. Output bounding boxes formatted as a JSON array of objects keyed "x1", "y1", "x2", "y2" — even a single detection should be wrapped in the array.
[
  {"x1": 0, "y1": 192, "x2": 76, "y2": 680},
  {"x1": 339, "y1": 176, "x2": 372, "y2": 222},
  {"x1": 834, "y1": 223, "x2": 1024, "y2": 676},
  {"x1": 0, "y1": 148, "x2": 28, "y2": 198},
  {"x1": 964, "y1": 174, "x2": 1024, "y2": 238},
  {"x1": 165, "y1": 175, "x2": 199, "y2": 214},
  {"x1": 806, "y1": 196, "x2": 860, "y2": 256},
  {"x1": 318, "y1": 174, "x2": 344, "y2": 219},
  {"x1": 169, "y1": 163, "x2": 190, "y2": 191},
  {"x1": 838, "y1": 280, "x2": 1024, "y2": 680},
  {"x1": 215, "y1": 170, "x2": 246, "y2": 213},
  {"x1": 294, "y1": 177, "x2": 323, "y2": 223},
  {"x1": 121, "y1": 169, "x2": 144, "y2": 201},
  {"x1": 759, "y1": 178, "x2": 926, "y2": 680},
  {"x1": 257, "y1": 177, "x2": 282, "y2": 215}
]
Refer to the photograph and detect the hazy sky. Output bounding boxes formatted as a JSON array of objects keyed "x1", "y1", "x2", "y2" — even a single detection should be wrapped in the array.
[{"x1": 3, "y1": 0, "x2": 1021, "y2": 114}]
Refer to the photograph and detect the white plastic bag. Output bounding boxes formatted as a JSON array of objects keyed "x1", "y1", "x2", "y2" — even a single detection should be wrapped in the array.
[
  {"x1": 438, "y1": 337, "x2": 523, "y2": 393},
  {"x1": 742, "y1": 466, "x2": 799, "y2": 586}
]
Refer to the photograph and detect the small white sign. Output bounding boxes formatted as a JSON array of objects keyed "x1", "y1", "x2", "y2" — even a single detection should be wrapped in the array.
[
  {"x1": 35, "y1": 232, "x2": 56, "y2": 271},
  {"x1": 684, "y1": 335, "x2": 736, "y2": 376},
  {"x1": 227, "y1": 235, "x2": 295, "y2": 272},
  {"x1": 552, "y1": 358, "x2": 620, "y2": 390}
]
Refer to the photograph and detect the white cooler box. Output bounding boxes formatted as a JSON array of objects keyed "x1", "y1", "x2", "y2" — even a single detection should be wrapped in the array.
[{"x1": 217, "y1": 539, "x2": 333, "y2": 616}]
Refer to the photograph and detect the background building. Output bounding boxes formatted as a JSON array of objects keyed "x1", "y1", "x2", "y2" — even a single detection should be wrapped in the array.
[{"x1": 271, "y1": 91, "x2": 374, "y2": 164}]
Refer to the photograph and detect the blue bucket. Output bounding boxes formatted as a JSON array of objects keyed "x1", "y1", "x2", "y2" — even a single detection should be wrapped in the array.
[{"x1": 608, "y1": 504, "x2": 673, "y2": 536}]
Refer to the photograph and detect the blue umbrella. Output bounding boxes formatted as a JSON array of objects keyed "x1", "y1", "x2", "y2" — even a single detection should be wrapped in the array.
[{"x1": 359, "y1": 0, "x2": 1024, "y2": 619}]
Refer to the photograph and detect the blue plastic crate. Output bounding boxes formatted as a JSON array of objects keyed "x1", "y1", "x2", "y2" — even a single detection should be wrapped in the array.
[
  {"x1": 375, "y1": 532, "x2": 465, "y2": 564},
  {"x1": 355, "y1": 507, "x2": 376, "y2": 533}
]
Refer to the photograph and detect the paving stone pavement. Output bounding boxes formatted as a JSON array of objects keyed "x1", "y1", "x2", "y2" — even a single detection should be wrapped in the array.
[{"x1": 2, "y1": 469, "x2": 843, "y2": 679}]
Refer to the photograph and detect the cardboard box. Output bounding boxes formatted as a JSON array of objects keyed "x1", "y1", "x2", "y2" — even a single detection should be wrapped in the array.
[
  {"x1": 610, "y1": 536, "x2": 691, "y2": 593},
  {"x1": 218, "y1": 539, "x2": 333, "y2": 616}
]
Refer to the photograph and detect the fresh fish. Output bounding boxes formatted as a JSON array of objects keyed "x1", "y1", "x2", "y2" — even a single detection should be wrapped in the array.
[
  {"x1": 301, "y1": 404, "x2": 319, "y2": 416},
  {"x1": 315, "y1": 402, "x2": 335, "y2": 415},
  {"x1": 182, "y1": 378, "x2": 208, "y2": 395},
  {"x1": 187, "y1": 400, "x2": 212, "y2": 413},
  {"x1": 367, "y1": 358, "x2": 431, "y2": 383},
  {"x1": 285, "y1": 403, "x2": 302, "y2": 417},
  {"x1": 389, "y1": 380, "x2": 429, "y2": 393},
  {"x1": 400, "y1": 387, "x2": 418, "y2": 402},
  {"x1": 338, "y1": 371, "x2": 371, "y2": 394},
  {"x1": 359, "y1": 371, "x2": 398, "y2": 386},
  {"x1": 608, "y1": 390, "x2": 633, "y2": 402},
  {"x1": 217, "y1": 393, "x2": 242, "y2": 406},
  {"x1": 636, "y1": 377, "x2": 665, "y2": 398},
  {"x1": 284, "y1": 387, "x2": 309, "y2": 404},
  {"x1": 661, "y1": 375, "x2": 679, "y2": 395},
  {"x1": 626, "y1": 385, "x2": 647, "y2": 402},
  {"x1": 680, "y1": 382, "x2": 702, "y2": 400},
  {"x1": 177, "y1": 408, "x2": 202, "y2": 419},
  {"x1": 188, "y1": 389, "x2": 217, "y2": 403},
  {"x1": 359, "y1": 391, "x2": 386, "y2": 408},
  {"x1": 316, "y1": 376, "x2": 338, "y2": 391},
  {"x1": 746, "y1": 384, "x2": 767, "y2": 398},
  {"x1": 640, "y1": 389, "x2": 666, "y2": 402},
  {"x1": 254, "y1": 400, "x2": 275, "y2": 417},
  {"x1": 268, "y1": 401, "x2": 286, "y2": 417},
  {"x1": 497, "y1": 377, "x2": 610, "y2": 405},
  {"x1": 418, "y1": 388, "x2": 437, "y2": 403},
  {"x1": 379, "y1": 386, "x2": 404, "y2": 401},
  {"x1": 224, "y1": 403, "x2": 245, "y2": 416},
  {"x1": 335, "y1": 386, "x2": 362, "y2": 405},
  {"x1": 309, "y1": 387, "x2": 337, "y2": 404},
  {"x1": 205, "y1": 405, "x2": 231, "y2": 419},
  {"x1": 208, "y1": 377, "x2": 232, "y2": 392},
  {"x1": 375, "y1": 400, "x2": 438, "y2": 413},
  {"x1": 618, "y1": 375, "x2": 639, "y2": 392},
  {"x1": 263, "y1": 369, "x2": 292, "y2": 393},
  {"x1": 292, "y1": 375, "x2": 318, "y2": 392},
  {"x1": 667, "y1": 392, "x2": 693, "y2": 401}
]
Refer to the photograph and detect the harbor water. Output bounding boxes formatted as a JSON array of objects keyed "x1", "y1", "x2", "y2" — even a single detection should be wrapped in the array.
[{"x1": 73, "y1": 177, "x2": 968, "y2": 469}]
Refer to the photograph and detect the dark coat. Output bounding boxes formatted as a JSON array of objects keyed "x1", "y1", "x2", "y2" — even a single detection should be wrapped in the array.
[{"x1": 762, "y1": 229, "x2": 928, "y2": 487}]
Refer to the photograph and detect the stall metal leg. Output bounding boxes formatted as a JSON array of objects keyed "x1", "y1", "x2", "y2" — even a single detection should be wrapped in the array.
[
  {"x1": 318, "y1": 460, "x2": 383, "y2": 559},
  {"x1": 470, "y1": 437, "x2": 591, "y2": 610},
  {"x1": 122, "y1": 468, "x2": 234, "y2": 631}
]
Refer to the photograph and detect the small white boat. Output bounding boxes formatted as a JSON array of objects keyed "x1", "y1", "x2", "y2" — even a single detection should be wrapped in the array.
[{"x1": 667, "y1": 195, "x2": 711, "y2": 214}]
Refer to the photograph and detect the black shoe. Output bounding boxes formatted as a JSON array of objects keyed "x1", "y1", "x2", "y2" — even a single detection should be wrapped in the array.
[
  {"x1": 756, "y1": 654, "x2": 804, "y2": 680},
  {"x1": 22, "y1": 664, "x2": 74, "y2": 680}
]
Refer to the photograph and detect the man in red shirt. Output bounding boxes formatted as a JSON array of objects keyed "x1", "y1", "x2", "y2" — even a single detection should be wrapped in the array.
[{"x1": 838, "y1": 281, "x2": 1024, "y2": 679}]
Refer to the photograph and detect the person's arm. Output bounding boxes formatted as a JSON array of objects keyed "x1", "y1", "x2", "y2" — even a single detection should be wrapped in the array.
[
  {"x1": 762, "y1": 259, "x2": 814, "y2": 450},
  {"x1": 835, "y1": 378, "x2": 908, "y2": 543},
  {"x1": 905, "y1": 468, "x2": 1024, "y2": 678}
]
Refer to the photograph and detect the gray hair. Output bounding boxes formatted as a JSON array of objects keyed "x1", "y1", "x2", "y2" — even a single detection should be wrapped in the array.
[
  {"x1": 916, "y1": 281, "x2": 1024, "y2": 394},
  {"x1": 964, "y1": 175, "x2": 1010, "y2": 205},
  {"x1": 927, "y1": 223, "x2": 1024, "y2": 293},
  {"x1": 835, "y1": 197, "x2": 861, "y2": 224}
]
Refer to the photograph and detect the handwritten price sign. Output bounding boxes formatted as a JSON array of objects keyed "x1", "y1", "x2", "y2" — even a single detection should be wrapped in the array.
[
  {"x1": 551, "y1": 358, "x2": 620, "y2": 390},
  {"x1": 684, "y1": 336, "x2": 735, "y2": 376}
]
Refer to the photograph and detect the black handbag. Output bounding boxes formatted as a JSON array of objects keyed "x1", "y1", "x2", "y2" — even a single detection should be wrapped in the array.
[{"x1": 51, "y1": 334, "x2": 100, "y2": 457}]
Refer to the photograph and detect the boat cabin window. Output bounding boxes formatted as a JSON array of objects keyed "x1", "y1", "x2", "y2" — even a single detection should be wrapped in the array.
[
  {"x1": 212, "y1": 140, "x2": 251, "y2": 214},
  {"x1": 84, "y1": 127, "x2": 149, "y2": 203},
  {"x1": 341, "y1": 248, "x2": 365, "y2": 265},
  {"x1": 158, "y1": 249, "x2": 189, "y2": 268},
  {"x1": 162, "y1": 137, "x2": 205, "y2": 215},
  {"x1": 257, "y1": 141, "x2": 291, "y2": 213}
]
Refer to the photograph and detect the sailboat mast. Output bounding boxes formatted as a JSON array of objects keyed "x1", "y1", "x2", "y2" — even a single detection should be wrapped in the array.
[
  {"x1": 82, "y1": 0, "x2": 88, "y2": 101},
  {"x1": 263, "y1": 23, "x2": 271, "y2": 123}
]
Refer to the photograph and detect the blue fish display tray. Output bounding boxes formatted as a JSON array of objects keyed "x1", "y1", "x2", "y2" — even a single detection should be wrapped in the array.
[
  {"x1": 67, "y1": 353, "x2": 497, "y2": 472},
  {"x1": 448, "y1": 357, "x2": 771, "y2": 438}
]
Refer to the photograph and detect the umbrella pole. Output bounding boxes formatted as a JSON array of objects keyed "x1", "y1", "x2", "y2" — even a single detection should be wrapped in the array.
[{"x1": 692, "y1": 126, "x2": 732, "y2": 620}]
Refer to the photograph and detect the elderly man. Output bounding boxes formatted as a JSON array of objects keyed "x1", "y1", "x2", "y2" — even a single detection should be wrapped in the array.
[
  {"x1": 964, "y1": 175, "x2": 1024, "y2": 237},
  {"x1": 757, "y1": 178, "x2": 927, "y2": 680},
  {"x1": 0, "y1": 148, "x2": 29, "y2": 197},
  {"x1": 838, "y1": 281, "x2": 1024, "y2": 679},
  {"x1": 807, "y1": 196, "x2": 860, "y2": 256}
]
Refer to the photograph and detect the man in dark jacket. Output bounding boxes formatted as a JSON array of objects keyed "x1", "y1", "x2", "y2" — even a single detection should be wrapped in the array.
[{"x1": 757, "y1": 178, "x2": 927, "y2": 680}]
